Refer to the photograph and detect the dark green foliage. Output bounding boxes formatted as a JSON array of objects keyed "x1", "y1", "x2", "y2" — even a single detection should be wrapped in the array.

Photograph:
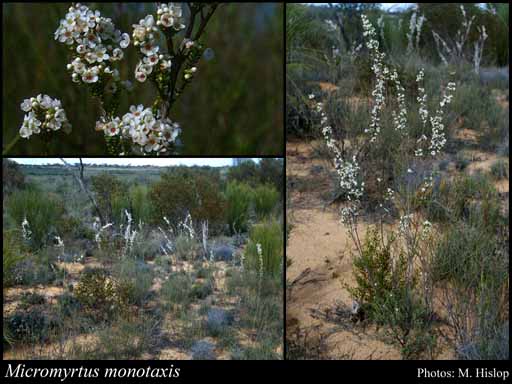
[
  {"x1": 149, "y1": 170, "x2": 226, "y2": 233},
  {"x1": 190, "y1": 280, "x2": 214, "y2": 300},
  {"x1": 91, "y1": 173, "x2": 128, "y2": 224},
  {"x1": 3, "y1": 159, "x2": 26, "y2": 194},
  {"x1": 6, "y1": 310, "x2": 60, "y2": 344},
  {"x1": 347, "y1": 228, "x2": 403, "y2": 308},
  {"x1": 253, "y1": 184, "x2": 280, "y2": 219},
  {"x1": 225, "y1": 181, "x2": 252, "y2": 234}
]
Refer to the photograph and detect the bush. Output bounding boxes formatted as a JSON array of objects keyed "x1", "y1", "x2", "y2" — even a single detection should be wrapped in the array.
[
  {"x1": 149, "y1": 170, "x2": 226, "y2": 233},
  {"x1": 56, "y1": 292, "x2": 82, "y2": 318},
  {"x1": 225, "y1": 181, "x2": 253, "y2": 234},
  {"x1": 347, "y1": 227, "x2": 403, "y2": 309},
  {"x1": 6, "y1": 310, "x2": 59, "y2": 344},
  {"x1": 90, "y1": 173, "x2": 128, "y2": 224},
  {"x1": 19, "y1": 292, "x2": 46, "y2": 309},
  {"x1": 253, "y1": 184, "x2": 280, "y2": 219},
  {"x1": 432, "y1": 222, "x2": 505, "y2": 288},
  {"x1": 5, "y1": 187, "x2": 64, "y2": 249},
  {"x1": 371, "y1": 288, "x2": 437, "y2": 359},
  {"x1": 244, "y1": 220, "x2": 283, "y2": 278}
]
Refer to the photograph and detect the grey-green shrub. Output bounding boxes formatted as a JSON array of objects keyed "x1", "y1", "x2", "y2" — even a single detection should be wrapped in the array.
[
  {"x1": 253, "y1": 184, "x2": 280, "y2": 219},
  {"x1": 114, "y1": 259, "x2": 153, "y2": 306},
  {"x1": 161, "y1": 272, "x2": 193, "y2": 308},
  {"x1": 225, "y1": 181, "x2": 252, "y2": 234},
  {"x1": 174, "y1": 234, "x2": 199, "y2": 261}
]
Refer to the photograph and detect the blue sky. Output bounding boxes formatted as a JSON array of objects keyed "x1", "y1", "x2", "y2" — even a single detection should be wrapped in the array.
[{"x1": 9, "y1": 158, "x2": 260, "y2": 167}]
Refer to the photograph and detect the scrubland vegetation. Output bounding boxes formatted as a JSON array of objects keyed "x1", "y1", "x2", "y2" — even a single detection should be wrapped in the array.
[
  {"x1": 3, "y1": 158, "x2": 283, "y2": 359},
  {"x1": 286, "y1": 3, "x2": 508, "y2": 360}
]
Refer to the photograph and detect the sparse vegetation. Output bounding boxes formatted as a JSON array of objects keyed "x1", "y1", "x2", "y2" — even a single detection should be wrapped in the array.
[{"x1": 3, "y1": 159, "x2": 283, "y2": 360}]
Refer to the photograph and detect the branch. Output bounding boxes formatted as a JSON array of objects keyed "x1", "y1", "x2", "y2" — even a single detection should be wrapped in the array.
[{"x1": 60, "y1": 158, "x2": 105, "y2": 225}]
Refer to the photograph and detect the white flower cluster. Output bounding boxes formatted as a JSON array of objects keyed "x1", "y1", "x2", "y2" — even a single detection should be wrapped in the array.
[
  {"x1": 55, "y1": 3, "x2": 130, "y2": 85},
  {"x1": 390, "y1": 70, "x2": 407, "y2": 134},
  {"x1": 313, "y1": 95, "x2": 364, "y2": 225},
  {"x1": 420, "y1": 220, "x2": 432, "y2": 240},
  {"x1": 21, "y1": 217, "x2": 32, "y2": 241},
  {"x1": 177, "y1": 212, "x2": 195, "y2": 239},
  {"x1": 315, "y1": 97, "x2": 364, "y2": 202},
  {"x1": 398, "y1": 213, "x2": 413, "y2": 236},
  {"x1": 157, "y1": 3, "x2": 186, "y2": 30},
  {"x1": 95, "y1": 104, "x2": 181, "y2": 153},
  {"x1": 132, "y1": 15, "x2": 173, "y2": 82},
  {"x1": 19, "y1": 94, "x2": 71, "y2": 139},
  {"x1": 362, "y1": 14, "x2": 388, "y2": 143},
  {"x1": 256, "y1": 242, "x2": 264, "y2": 285},
  {"x1": 428, "y1": 81, "x2": 456, "y2": 157}
]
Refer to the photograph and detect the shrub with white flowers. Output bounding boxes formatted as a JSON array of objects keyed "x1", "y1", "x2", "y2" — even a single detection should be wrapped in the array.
[
  {"x1": 10, "y1": 2, "x2": 219, "y2": 156},
  {"x1": 316, "y1": 15, "x2": 458, "y2": 332}
]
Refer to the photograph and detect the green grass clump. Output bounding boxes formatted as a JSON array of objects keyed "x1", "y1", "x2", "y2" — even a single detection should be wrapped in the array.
[{"x1": 244, "y1": 219, "x2": 283, "y2": 278}]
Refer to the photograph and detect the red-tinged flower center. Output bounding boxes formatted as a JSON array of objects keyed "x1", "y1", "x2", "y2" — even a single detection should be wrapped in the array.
[{"x1": 110, "y1": 127, "x2": 117, "y2": 133}]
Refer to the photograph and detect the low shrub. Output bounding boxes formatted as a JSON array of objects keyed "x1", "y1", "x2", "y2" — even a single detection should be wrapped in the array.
[
  {"x1": 190, "y1": 280, "x2": 214, "y2": 300},
  {"x1": 174, "y1": 234, "x2": 199, "y2": 261},
  {"x1": 6, "y1": 310, "x2": 59, "y2": 344},
  {"x1": 74, "y1": 268, "x2": 125, "y2": 319},
  {"x1": 114, "y1": 259, "x2": 153, "y2": 306},
  {"x1": 14, "y1": 248, "x2": 63, "y2": 286},
  {"x1": 161, "y1": 272, "x2": 193, "y2": 308},
  {"x1": 93, "y1": 312, "x2": 159, "y2": 359}
]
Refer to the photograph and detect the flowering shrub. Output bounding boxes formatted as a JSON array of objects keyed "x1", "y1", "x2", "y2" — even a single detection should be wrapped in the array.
[
  {"x1": 316, "y1": 14, "x2": 460, "y2": 359},
  {"x1": 12, "y1": 2, "x2": 219, "y2": 155}
]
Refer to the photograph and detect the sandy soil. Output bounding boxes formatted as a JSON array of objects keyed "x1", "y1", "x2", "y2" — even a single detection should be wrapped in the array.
[{"x1": 285, "y1": 138, "x2": 508, "y2": 360}]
